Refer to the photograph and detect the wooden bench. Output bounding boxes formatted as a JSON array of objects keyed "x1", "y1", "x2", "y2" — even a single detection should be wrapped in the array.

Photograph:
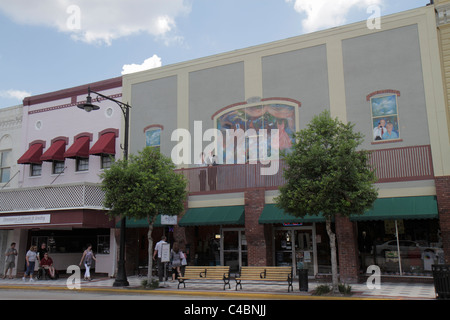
[
  {"x1": 235, "y1": 266, "x2": 293, "y2": 292},
  {"x1": 178, "y1": 266, "x2": 231, "y2": 290}
]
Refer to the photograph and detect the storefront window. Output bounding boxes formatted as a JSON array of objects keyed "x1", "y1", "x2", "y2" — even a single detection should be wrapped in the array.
[
  {"x1": 97, "y1": 235, "x2": 110, "y2": 254},
  {"x1": 31, "y1": 229, "x2": 110, "y2": 254},
  {"x1": 357, "y1": 219, "x2": 443, "y2": 276}
]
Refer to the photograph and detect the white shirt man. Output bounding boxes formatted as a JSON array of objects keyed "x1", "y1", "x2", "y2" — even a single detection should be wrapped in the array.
[{"x1": 373, "y1": 119, "x2": 386, "y2": 141}]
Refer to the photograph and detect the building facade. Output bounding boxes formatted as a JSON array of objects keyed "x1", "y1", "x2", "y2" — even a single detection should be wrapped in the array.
[
  {"x1": 0, "y1": 104, "x2": 23, "y2": 273},
  {"x1": 123, "y1": 6, "x2": 450, "y2": 282},
  {"x1": 0, "y1": 78, "x2": 122, "y2": 277}
]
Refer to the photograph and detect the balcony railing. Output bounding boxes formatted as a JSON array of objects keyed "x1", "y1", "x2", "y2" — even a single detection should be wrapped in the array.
[
  {"x1": 176, "y1": 145, "x2": 434, "y2": 195},
  {"x1": 0, "y1": 145, "x2": 434, "y2": 213},
  {"x1": 0, "y1": 183, "x2": 105, "y2": 213}
]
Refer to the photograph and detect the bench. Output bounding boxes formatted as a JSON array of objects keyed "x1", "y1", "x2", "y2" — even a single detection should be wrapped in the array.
[
  {"x1": 178, "y1": 266, "x2": 231, "y2": 290},
  {"x1": 235, "y1": 266, "x2": 293, "y2": 292}
]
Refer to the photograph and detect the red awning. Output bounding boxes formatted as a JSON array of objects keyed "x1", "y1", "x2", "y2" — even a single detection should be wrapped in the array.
[
  {"x1": 41, "y1": 140, "x2": 67, "y2": 162},
  {"x1": 89, "y1": 132, "x2": 116, "y2": 156},
  {"x1": 17, "y1": 143, "x2": 44, "y2": 164},
  {"x1": 64, "y1": 136, "x2": 90, "y2": 159}
]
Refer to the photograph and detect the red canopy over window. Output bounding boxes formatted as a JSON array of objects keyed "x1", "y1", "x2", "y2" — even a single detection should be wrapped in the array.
[
  {"x1": 64, "y1": 136, "x2": 90, "y2": 159},
  {"x1": 89, "y1": 132, "x2": 116, "y2": 156},
  {"x1": 17, "y1": 143, "x2": 44, "y2": 164},
  {"x1": 41, "y1": 140, "x2": 67, "y2": 162}
]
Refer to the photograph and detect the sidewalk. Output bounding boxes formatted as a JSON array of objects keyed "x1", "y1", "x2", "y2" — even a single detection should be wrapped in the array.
[{"x1": 0, "y1": 275, "x2": 437, "y2": 300}]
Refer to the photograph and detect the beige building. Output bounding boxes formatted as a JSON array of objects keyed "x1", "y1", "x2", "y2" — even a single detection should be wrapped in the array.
[{"x1": 120, "y1": 5, "x2": 450, "y2": 282}]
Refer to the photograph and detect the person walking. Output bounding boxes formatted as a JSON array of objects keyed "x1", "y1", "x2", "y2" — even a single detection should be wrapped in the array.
[
  {"x1": 153, "y1": 236, "x2": 167, "y2": 282},
  {"x1": 3, "y1": 242, "x2": 17, "y2": 279},
  {"x1": 79, "y1": 244, "x2": 96, "y2": 281},
  {"x1": 170, "y1": 242, "x2": 182, "y2": 281},
  {"x1": 23, "y1": 246, "x2": 37, "y2": 282}
]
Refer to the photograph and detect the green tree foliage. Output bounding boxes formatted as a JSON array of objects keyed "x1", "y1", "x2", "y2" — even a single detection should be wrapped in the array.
[
  {"x1": 100, "y1": 147, "x2": 187, "y2": 280},
  {"x1": 275, "y1": 111, "x2": 378, "y2": 291}
]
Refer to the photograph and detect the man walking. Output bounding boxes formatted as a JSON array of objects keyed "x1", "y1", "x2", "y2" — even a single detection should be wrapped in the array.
[{"x1": 153, "y1": 236, "x2": 167, "y2": 282}]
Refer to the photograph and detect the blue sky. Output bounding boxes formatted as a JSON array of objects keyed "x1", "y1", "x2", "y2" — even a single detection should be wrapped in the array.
[{"x1": 0, "y1": 0, "x2": 431, "y2": 109}]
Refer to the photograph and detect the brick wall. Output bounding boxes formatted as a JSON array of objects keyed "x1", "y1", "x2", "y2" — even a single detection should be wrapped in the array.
[
  {"x1": 436, "y1": 176, "x2": 450, "y2": 264},
  {"x1": 244, "y1": 189, "x2": 271, "y2": 266},
  {"x1": 335, "y1": 214, "x2": 360, "y2": 283}
]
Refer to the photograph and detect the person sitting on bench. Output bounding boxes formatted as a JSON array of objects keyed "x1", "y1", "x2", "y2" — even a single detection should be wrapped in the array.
[{"x1": 40, "y1": 253, "x2": 56, "y2": 279}]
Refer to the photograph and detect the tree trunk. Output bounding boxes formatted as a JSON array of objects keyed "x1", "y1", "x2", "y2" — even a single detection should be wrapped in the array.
[
  {"x1": 147, "y1": 215, "x2": 156, "y2": 282},
  {"x1": 326, "y1": 216, "x2": 339, "y2": 293}
]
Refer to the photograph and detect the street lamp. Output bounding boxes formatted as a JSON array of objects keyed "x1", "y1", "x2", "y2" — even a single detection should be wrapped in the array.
[{"x1": 78, "y1": 86, "x2": 130, "y2": 287}]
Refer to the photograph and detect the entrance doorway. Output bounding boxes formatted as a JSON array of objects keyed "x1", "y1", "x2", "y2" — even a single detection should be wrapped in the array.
[
  {"x1": 273, "y1": 225, "x2": 317, "y2": 277},
  {"x1": 220, "y1": 228, "x2": 247, "y2": 273}
]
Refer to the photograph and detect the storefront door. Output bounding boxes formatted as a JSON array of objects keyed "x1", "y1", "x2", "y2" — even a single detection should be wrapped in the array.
[
  {"x1": 274, "y1": 225, "x2": 317, "y2": 277},
  {"x1": 220, "y1": 228, "x2": 247, "y2": 273}
]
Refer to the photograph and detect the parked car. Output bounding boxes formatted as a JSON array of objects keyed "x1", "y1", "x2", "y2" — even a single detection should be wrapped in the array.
[{"x1": 374, "y1": 240, "x2": 440, "y2": 258}]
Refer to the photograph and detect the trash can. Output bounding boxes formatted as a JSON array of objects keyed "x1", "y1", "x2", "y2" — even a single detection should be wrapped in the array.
[
  {"x1": 432, "y1": 265, "x2": 450, "y2": 300},
  {"x1": 298, "y1": 269, "x2": 309, "y2": 292}
]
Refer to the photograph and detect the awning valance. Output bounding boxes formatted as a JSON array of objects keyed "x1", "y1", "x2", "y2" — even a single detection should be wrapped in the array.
[
  {"x1": 259, "y1": 204, "x2": 326, "y2": 224},
  {"x1": 17, "y1": 143, "x2": 44, "y2": 165},
  {"x1": 64, "y1": 136, "x2": 90, "y2": 159},
  {"x1": 41, "y1": 140, "x2": 67, "y2": 162},
  {"x1": 90, "y1": 132, "x2": 116, "y2": 156},
  {"x1": 116, "y1": 215, "x2": 166, "y2": 228},
  {"x1": 179, "y1": 206, "x2": 245, "y2": 227},
  {"x1": 350, "y1": 196, "x2": 438, "y2": 221}
]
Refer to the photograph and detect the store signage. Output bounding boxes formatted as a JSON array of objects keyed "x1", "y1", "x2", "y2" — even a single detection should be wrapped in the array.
[
  {"x1": 161, "y1": 243, "x2": 171, "y2": 263},
  {"x1": 0, "y1": 214, "x2": 51, "y2": 226},
  {"x1": 161, "y1": 215, "x2": 178, "y2": 225},
  {"x1": 283, "y1": 223, "x2": 303, "y2": 227}
]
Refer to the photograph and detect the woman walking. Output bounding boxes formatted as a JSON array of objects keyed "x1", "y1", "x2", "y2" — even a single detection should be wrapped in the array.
[
  {"x1": 23, "y1": 246, "x2": 37, "y2": 282},
  {"x1": 170, "y1": 242, "x2": 182, "y2": 281},
  {"x1": 79, "y1": 244, "x2": 96, "y2": 281}
]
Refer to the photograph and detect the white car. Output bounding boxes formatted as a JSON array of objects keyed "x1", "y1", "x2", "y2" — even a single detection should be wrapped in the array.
[{"x1": 375, "y1": 240, "x2": 439, "y2": 257}]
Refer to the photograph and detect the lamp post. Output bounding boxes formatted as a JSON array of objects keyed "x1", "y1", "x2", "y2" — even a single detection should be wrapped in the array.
[{"x1": 77, "y1": 87, "x2": 130, "y2": 287}]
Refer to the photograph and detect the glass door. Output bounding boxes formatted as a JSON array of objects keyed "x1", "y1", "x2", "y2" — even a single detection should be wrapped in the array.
[
  {"x1": 221, "y1": 228, "x2": 247, "y2": 273},
  {"x1": 274, "y1": 225, "x2": 317, "y2": 277}
]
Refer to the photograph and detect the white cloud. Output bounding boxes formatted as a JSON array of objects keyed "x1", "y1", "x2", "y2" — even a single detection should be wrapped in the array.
[
  {"x1": 121, "y1": 55, "x2": 162, "y2": 75},
  {"x1": 0, "y1": 89, "x2": 31, "y2": 101},
  {"x1": 286, "y1": 0, "x2": 383, "y2": 33},
  {"x1": 0, "y1": 0, "x2": 191, "y2": 46}
]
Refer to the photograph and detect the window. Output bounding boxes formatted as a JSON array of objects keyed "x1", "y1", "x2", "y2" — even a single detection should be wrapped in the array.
[
  {"x1": 52, "y1": 161, "x2": 65, "y2": 174},
  {"x1": 101, "y1": 154, "x2": 114, "y2": 169},
  {"x1": 145, "y1": 128, "x2": 161, "y2": 152},
  {"x1": 30, "y1": 163, "x2": 42, "y2": 176},
  {"x1": 31, "y1": 229, "x2": 110, "y2": 254},
  {"x1": 76, "y1": 158, "x2": 89, "y2": 172},
  {"x1": 97, "y1": 235, "x2": 110, "y2": 254},
  {"x1": 370, "y1": 94, "x2": 401, "y2": 142},
  {"x1": 0, "y1": 150, "x2": 11, "y2": 183},
  {"x1": 357, "y1": 219, "x2": 442, "y2": 276}
]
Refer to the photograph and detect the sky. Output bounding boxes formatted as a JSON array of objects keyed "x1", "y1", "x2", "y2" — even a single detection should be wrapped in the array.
[{"x1": 0, "y1": 0, "x2": 431, "y2": 109}]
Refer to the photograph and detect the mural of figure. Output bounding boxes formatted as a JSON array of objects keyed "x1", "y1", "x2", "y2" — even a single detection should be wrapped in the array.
[{"x1": 277, "y1": 119, "x2": 292, "y2": 150}]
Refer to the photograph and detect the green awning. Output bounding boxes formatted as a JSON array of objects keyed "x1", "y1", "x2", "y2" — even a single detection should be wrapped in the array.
[
  {"x1": 116, "y1": 215, "x2": 164, "y2": 228},
  {"x1": 178, "y1": 206, "x2": 245, "y2": 227},
  {"x1": 350, "y1": 196, "x2": 438, "y2": 221},
  {"x1": 259, "y1": 204, "x2": 326, "y2": 224}
]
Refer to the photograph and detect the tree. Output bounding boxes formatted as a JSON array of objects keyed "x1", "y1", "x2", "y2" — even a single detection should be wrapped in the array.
[
  {"x1": 275, "y1": 111, "x2": 378, "y2": 292},
  {"x1": 100, "y1": 147, "x2": 187, "y2": 282}
]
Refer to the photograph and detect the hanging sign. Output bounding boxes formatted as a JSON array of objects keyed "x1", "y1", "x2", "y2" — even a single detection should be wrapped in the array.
[{"x1": 161, "y1": 215, "x2": 178, "y2": 225}]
